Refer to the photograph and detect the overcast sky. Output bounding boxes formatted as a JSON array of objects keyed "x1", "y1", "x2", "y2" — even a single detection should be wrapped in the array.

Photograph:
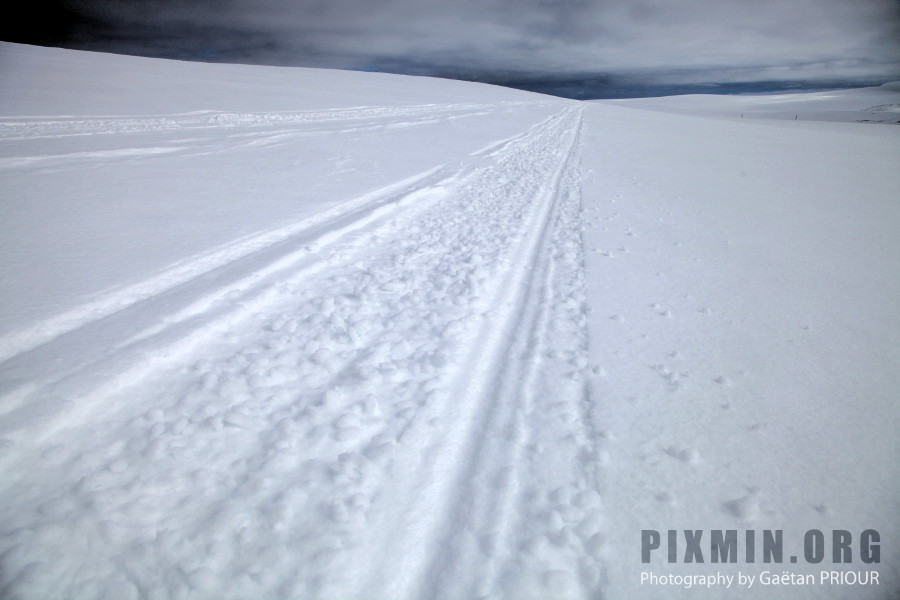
[{"x1": 7, "y1": 0, "x2": 900, "y2": 90}]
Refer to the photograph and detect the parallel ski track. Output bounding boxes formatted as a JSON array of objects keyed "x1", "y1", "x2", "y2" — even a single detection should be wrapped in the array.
[
  {"x1": 0, "y1": 101, "x2": 561, "y2": 368},
  {"x1": 0, "y1": 104, "x2": 570, "y2": 436},
  {"x1": 0, "y1": 167, "x2": 442, "y2": 424},
  {"x1": 431, "y1": 107, "x2": 600, "y2": 600},
  {"x1": 0, "y1": 103, "x2": 598, "y2": 600},
  {"x1": 346, "y1": 104, "x2": 592, "y2": 599}
]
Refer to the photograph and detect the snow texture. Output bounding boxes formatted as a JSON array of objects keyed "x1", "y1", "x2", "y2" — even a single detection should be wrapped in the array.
[{"x1": 1, "y1": 42, "x2": 898, "y2": 599}]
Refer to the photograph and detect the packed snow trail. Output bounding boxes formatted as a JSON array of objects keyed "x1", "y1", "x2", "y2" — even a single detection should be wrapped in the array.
[{"x1": 0, "y1": 105, "x2": 599, "y2": 599}]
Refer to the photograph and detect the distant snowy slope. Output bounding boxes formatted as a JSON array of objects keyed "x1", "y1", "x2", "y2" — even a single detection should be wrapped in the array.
[
  {"x1": 0, "y1": 42, "x2": 545, "y2": 116},
  {"x1": 604, "y1": 84, "x2": 900, "y2": 123}
]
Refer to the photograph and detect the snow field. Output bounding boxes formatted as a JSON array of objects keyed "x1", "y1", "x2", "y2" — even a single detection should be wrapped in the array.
[
  {"x1": 579, "y1": 102, "x2": 900, "y2": 599},
  {"x1": 608, "y1": 83, "x2": 900, "y2": 124},
  {"x1": 0, "y1": 96, "x2": 563, "y2": 346},
  {"x1": 1, "y1": 42, "x2": 899, "y2": 600},
  {"x1": 0, "y1": 104, "x2": 606, "y2": 599},
  {"x1": 0, "y1": 102, "x2": 536, "y2": 143},
  {"x1": 0, "y1": 42, "x2": 547, "y2": 117}
]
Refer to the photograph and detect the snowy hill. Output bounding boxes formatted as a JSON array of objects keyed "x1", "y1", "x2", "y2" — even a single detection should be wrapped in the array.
[
  {"x1": 0, "y1": 42, "x2": 549, "y2": 115},
  {"x1": 603, "y1": 84, "x2": 900, "y2": 124},
  {"x1": 1, "y1": 42, "x2": 898, "y2": 600}
]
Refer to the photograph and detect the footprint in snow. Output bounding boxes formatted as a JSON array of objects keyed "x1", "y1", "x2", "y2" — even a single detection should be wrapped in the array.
[{"x1": 724, "y1": 492, "x2": 761, "y2": 521}]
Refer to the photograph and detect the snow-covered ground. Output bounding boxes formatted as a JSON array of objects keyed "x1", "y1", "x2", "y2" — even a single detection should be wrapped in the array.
[
  {"x1": 1, "y1": 42, "x2": 898, "y2": 599},
  {"x1": 605, "y1": 84, "x2": 900, "y2": 124}
]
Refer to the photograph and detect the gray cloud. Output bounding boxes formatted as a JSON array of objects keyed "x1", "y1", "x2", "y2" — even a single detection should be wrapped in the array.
[{"x1": 10, "y1": 0, "x2": 900, "y2": 86}]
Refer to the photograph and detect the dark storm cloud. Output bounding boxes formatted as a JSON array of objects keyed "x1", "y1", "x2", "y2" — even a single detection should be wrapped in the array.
[{"x1": 6, "y1": 0, "x2": 900, "y2": 84}]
